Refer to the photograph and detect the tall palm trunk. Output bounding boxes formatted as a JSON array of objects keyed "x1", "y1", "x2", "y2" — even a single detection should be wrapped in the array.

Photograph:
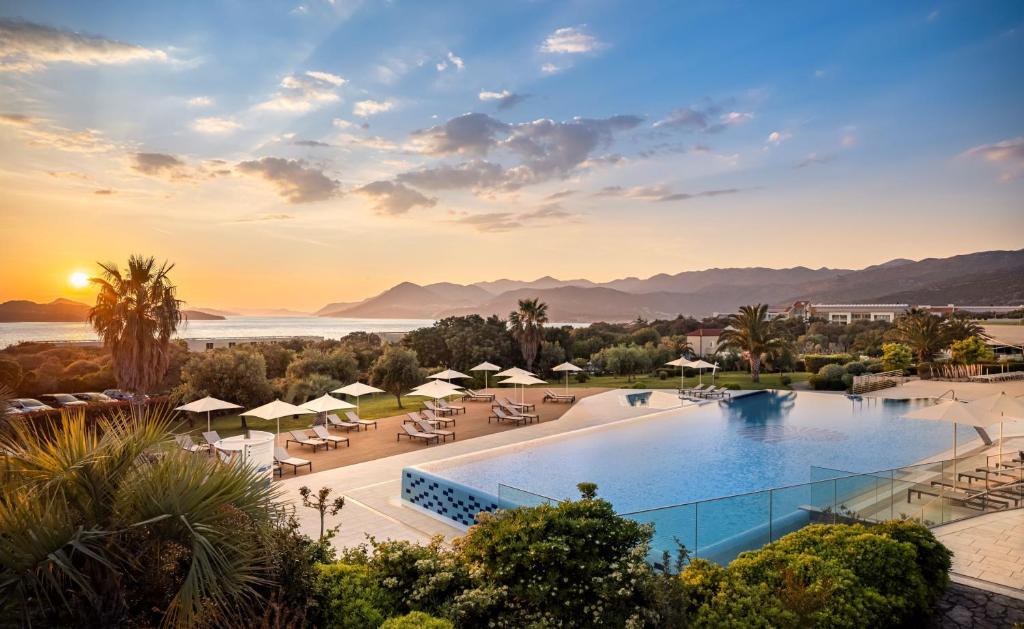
[{"x1": 750, "y1": 354, "x2": 761, "y2": 383}]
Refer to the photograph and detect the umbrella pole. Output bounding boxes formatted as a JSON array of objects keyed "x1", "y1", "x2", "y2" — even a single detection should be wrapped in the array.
[
  {"x1": 999, "y1": 420, "x2": 1003, "y2": 465},
  {"x1": 207, "y1": 410, "x2": 211, "y2": 433},
  {"x1": 952, "y1": 423, "x2": 957, "y2": 490}
]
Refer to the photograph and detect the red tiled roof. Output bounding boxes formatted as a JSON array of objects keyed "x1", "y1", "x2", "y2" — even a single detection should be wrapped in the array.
[{"x1": 686, "y1": 328, "x2": 725, "y2": 336}]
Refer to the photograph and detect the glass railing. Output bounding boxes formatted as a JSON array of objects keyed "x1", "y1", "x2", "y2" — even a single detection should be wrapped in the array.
[{"x1": 500, "y1": 449, "x2": 1023, "y2": 565}]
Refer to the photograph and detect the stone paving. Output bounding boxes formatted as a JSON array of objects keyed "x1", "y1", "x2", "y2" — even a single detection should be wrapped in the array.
[
  {"x1": 929, "y1": 582, "x2": 1024, "y2": 628},
  {"x1": 933, "y1": 508, "x2": 1024, "y2": 595}
]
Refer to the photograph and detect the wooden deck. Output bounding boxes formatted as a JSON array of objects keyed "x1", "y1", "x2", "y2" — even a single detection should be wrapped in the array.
[{"x1": 271, "y1": 387, "x2": 609, "y2": 477}]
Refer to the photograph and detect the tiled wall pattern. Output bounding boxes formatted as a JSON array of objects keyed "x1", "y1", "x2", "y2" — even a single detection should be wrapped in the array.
[{"x1": 402, "y1": 467, "x2": 510, "y2": 527}]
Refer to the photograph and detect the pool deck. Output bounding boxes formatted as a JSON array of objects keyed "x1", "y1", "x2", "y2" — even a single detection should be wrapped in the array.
[
  {"x1": 933, "y1": 508, "x2": 1024, "y2": 599},
  {"x1": 277, "y1": 387, "x2": 751, "y2": 548}
]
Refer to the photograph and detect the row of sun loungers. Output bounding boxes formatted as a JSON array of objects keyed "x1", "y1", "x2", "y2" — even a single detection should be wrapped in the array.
[
  {"x1": 543, "y1": 389, "x2": 575, "y2": 403},
  {"x1": 489, "y1": 400, "x2": 539, "y2": 425},
  {"x1": 327, "y1": 411, "x2": 378, "y2": 431},
  {"x1": 462, "y1": 388, "x2": 495, "y2": 402},
  {"x1": 679, "y1": 384, "x2": 731, "y2": 399},
  {"x1": 399, "y1": 411, "x2": 457, "y2": 443}
]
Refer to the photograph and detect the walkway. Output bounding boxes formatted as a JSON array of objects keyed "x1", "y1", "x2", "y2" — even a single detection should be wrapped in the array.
[{"x1": 933, "y1": 508, "x2": 1024, "y2": 598}]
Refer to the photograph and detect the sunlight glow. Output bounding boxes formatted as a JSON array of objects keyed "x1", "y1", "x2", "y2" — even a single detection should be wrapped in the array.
[{"x1": 69, "y1": 271, "x2": 90, "y2": 289}]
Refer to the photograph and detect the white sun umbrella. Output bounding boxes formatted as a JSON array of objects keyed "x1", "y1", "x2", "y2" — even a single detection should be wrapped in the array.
[
  {"x1": 428, "y1": 369, "x2": 471, "y2": 384},
  {"x1": 967, "y1": 392, "x2": 1024, "y2": 464},
  {"x1": 409, "y1": 379, "x2": 463, "y2": 408},
  {"x1": 174, "y1": 396, "x2": 242, "y2": 433},
  {"x1": 470, "y1": 361, "x2": 501, "y2": 389},
  {"x1": 688, "y1": 359, "x2": 718, "y2": 386},
  {"x1": 902, "y1": 399, "x2": 997, "y2": 487},
  {"x1": 496, "y1": 366, "x2": 535, "y2": 378},
  {"x1": 302, "y1": 394, "x2": 356, "y2": 426},
  {"x1": 332, "y1": 382, "x2": 384, "y2": 414},
  {"x1": 665, "y1": 357, "x2": 694, "y2": 390},
  {"x1": 552, "y1": 362, "x2": 582, "y2": 394},
  {"x1": 241, "y1": 399, "x2": 310, "y2": 436},
  {"x1": 499, "y1": 373, "x2": 547, "y2": 405}
]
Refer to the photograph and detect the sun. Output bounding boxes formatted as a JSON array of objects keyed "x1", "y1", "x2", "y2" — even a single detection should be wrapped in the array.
[{"x1": 69, "y1": 271, "x2": 90, "y2": 289}]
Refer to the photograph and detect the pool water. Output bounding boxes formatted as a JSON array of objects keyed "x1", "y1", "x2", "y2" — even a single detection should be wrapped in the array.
[{"x1": 431, "y1": 391, "x2": 969, "y2": 513}]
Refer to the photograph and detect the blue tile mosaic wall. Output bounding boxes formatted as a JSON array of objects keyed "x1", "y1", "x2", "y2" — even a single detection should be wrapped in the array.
[{"x1": 401, "y1": 467, "x2": 513, "y2": 528}]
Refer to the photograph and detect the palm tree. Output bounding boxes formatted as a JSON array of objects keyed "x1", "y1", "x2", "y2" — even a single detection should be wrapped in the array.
[
  {"x1": 88, "y1": 256, "x2": 183, "y2": 398},
  {"x1": 944, "y1": 315, "x2": 982, "y2": 343},
  {"x1": 0, "y1": 406, "x2": 280, "y2": 627},
  {"x1": 894, "y1": 308, "x2": 948, "y2": 366},
  {"x1": 508, "y1": 298, "x2": 549, "y2": 371},
  {"x1": 718, "y1": 304, "x2": 783, "y2": 383}
]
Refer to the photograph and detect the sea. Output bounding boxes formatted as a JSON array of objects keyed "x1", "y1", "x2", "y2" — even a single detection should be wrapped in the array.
[{"x1": 0, "y1": 316, "x2": 588, "y2": 348}]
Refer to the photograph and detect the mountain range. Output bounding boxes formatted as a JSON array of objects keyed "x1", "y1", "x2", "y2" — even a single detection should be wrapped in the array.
[
  {"x1": 0, "y1": 299, "x2": 225, "y2": 323},
  {"x1": 316, "y1": 249, "x2": 1024, "y2": 322}
]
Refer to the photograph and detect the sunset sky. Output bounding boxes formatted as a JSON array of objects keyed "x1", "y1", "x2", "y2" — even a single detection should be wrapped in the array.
[{"x1": 1, "y1": 1, "x2": 1022, "y2": 312}]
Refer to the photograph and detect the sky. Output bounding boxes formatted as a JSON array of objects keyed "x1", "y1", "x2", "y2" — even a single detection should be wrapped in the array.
[{"x1": 0, "y1": 0, "x2": 1022, "y2": 312}]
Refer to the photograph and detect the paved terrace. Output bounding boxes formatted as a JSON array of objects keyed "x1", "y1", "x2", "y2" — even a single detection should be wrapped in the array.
[
  {"x1": 276, "y1": 387, "x2": 738, "y2": 549},
  {"x1": 934, "y1": 508, "x2": 1024, "y2": 599}
]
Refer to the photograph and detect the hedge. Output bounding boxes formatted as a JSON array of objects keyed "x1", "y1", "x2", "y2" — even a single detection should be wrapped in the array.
[{"x1": 803, "y1": 354, "x2": 853, "y2": 373}]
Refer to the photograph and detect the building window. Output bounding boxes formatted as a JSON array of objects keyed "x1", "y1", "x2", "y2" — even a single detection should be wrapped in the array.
[
  {"x1": 228, "y1": 342, "x2": 236, "y2": 348},
  {"x1": 205, "y1": 342, "x2": 214, "y2": 350}
]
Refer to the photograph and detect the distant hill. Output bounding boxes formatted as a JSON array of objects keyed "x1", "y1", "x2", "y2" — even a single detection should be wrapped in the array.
[
  {"x1": 0, "y1": 299, "x2": 225, "y2": 322},
  {"x1": 192, "y1": 307, "x2": 241, "y2": 317},
  {"x1": 315, "y1": 248, "x2": 1024, "y2": 321}
]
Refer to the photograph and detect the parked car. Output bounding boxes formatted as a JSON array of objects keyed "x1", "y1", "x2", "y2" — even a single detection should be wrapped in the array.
[
  {"x1": 38, "y1": 393, "x2": 89, "y2": 408},
  {"x1": 73, "y1": 392, "x2": 117, "y2": 404},
  {"x1": 6, "y1": 398, "x2": 55, "y2": 414},
  {"x1": 103, "y1": 389, "x2": 134, "y2": 401}
]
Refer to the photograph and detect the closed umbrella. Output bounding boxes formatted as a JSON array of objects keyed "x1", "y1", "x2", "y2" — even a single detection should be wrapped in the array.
[
  {"x1": 967, "y1": 392, "x2": 1024, "y2": 464},
  {"x1": 241, "y1": 399, "x2": 310, "y2": 436},
  {"x1": 175, "y1": 396, "x2": 242, "y2": 433},
  {"x1": 665, "y1": 357, "x2": 694, "y2": 390},
  {"x1": 470, "y1": 361, "x2": 501, "y2": 389},
  {"x1": 902, "y1": 399, "x2": 997, "y2": 488},
  {"x1": 333, "y1": 382, "x2": 384, "y2": 415},
  {"x1": 498, "y1": 374, "x2": 546, "y2": 405},
  {"x1": 552, "y1": 362, "x2": 582, "y2": 394}
]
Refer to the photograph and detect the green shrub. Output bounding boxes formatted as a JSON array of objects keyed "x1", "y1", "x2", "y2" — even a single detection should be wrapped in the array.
[
  {"x1": 721, "y1": 383, "x2": 741, "y2": 390},
  {"x1": 357, "y1": 537, "x2": 470, "y2": 618},
  {"x1": 841, "y1": 373, "x2": 853, "y2": 389},
  {"x1": 659, "y1": 369, "x2": 669, "y2": 380},
  {"x1": 817, "y1": 364, "x2": 846, "y2": 380},
  {"x1": 575, "y1": 371, "x2": 590, "y2": 383},
  {"x1": 843, "y1": 361, "x2": 866, "y2": 376},
  {"x1": 312, "y1": 563, "x2": 388, "y2": 629},
  {"x1": 380, "y1": 611, "x2": 453, "y2": 629},
  {"x1": 681, "y1": 521, "x2": 950, "y2": 628},
  {"x1": 803, "y1": 354, "x2": 853, "y2": 373},
  {"x1": 780, "y1": 375, "x2": 792, "y2": 386}
]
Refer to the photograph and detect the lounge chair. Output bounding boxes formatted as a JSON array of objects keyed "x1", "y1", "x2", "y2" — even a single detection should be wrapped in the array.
[
  {"x1": 175, "y1": 434, "x2": 208, "y2": 454},
  {"x1": 415, "y1": 418, "x2": 455, "y2": 442},
  {"x1": 502, "y1": 397, "x2": 535, "y2": 412},
  {"x1": 397, "y1": 423, "x2": 440, "y2": 445},
  {"x1": 345, "y1": 411, "x2": 378, "y2": 430},
  {"x1": 700, "y1": 386, "x2": 729, "y2": 399},
  {"x1": 499, "y1": 401, "x2": 538, "y2": 423},
  {"x1": 423, "y1": 400, "x2": 454, "y2": 417},
  {"x1": 420, "y1": 410, "x2": 456, "y2": 427},
  {"x1": 543, "y1": 389, "x2": 575, "y2": 403},
  {"x1": 462, "y1": 388, "x2": 495, "y2": 402},
  {"x1": 274, "y1": 447, "x2": 311, "y2": 475},
  {"x1": 439, "y1": 399, "x2": 466, "y2": 414},
  {"x1": 312, "y1": 425, "x2": 350, "y2": 449},
  {"x1": 286, "y1": 430, "x2": 328, "y2": 452},
  {"x1": 326, "y1": 413, "x2": 360, "y2": 432},
  {"x1": 680, "y1": 384, "x2": 706, "y2": 396},
  {"x1": 927, "y1": 480, "x2": 1022, "y2": 507},
  {"x1": 202, "y1": 431, "x2": 222, "y2": 449},
  {"x1": 488, "y1": 407, "x2": 531, "y2": 426},
  {"x1": 907, "y1": 486, "x2": 1009, "y2": 510}
]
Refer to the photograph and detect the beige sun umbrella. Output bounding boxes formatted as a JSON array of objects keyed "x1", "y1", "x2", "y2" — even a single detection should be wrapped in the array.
[
  {"x1": 429, "y1": 369, "x2": 471, "y2": 381},
  {"x1": 967, "y1": 392, "x2": 1024, "y2": 464},
  {"x1": 409, "y1": 380, "x2": 463, "y2": 409},
  {"x1": 902, "y1": 399, "x2": 997, "y2": 486},
  {"x1": 499, "y1": 373, "x2": 547, "y2": 405},
  {"x1": 470, "y1": 361, "x2": 501, "y2": 389},
  {"x1": 302, "y1": 394, "x2": 356, "y2": 426},
  {"x1": 241, "y1": 399, "x2": 310, "y2": 436},
  {"x1": 496, "y1": 366, "x2": 535, "y2": 378},
  {"x1": 665, "y1": 357, "x2": 694, "y2": 390},
  {"x1": 688, "y1": 359, "x2": 717, "y2": 386},
  {"x1": 552, "y1": 362, "x2": 582, "y2": 394},
  {"x1": 175, "y1": 396, "x2": 242, "y2": 433},
  {"x1": 333, "y1": 382, "x2": 384, "y2": 414}
]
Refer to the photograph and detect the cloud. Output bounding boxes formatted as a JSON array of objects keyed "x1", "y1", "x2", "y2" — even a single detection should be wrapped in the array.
[
  {"x1": 293, "y1": 139, "x2": 332, "y2": 147},
  {"x1": 595, "y1": 184, "x2": 743, "y2": 202},
  {"x1": 720, "y1": 111, "x2": 753, "y2": 126},
  {"x1": 234, "y1": 213, "x2": 296, "y2": 223},
  {"x1": 353, "y1": 99, "x2": 394, "y2": 117},
  {"x1": 541, "y1": 62, "x2": 564, "y2": 74},
  {"x1": 332, "y1": 118, "x2": 368, "y2": 130},
  {"x1": 765, "y1": 130, "x2": 792, "y2": 146},
  {"x1": 336, "y1": 133, "x2": 397, "y2": 151},
  {"x1": 436, "y1": 51, "x2": 465, "y2": 72},
  {"x1": 652, "y1": 101, "x2": 749, "y2": 134},
  {"x1": 132, "y1": 152, "x2": 189, "y2": 179},
  {"x1": 187, "y1": 96, "x2": 212, "y2": 107},
  {"x1": 397, "y1": 160, "x2": 506, "y2": 190},
  {"x1": 0, "y1": 18, "x2": 168, "y2": 73},
  {"x1": 191, "y1": 116, "x2": 241, "y2": 134},
  {"x1": 256, "y1": 72, "x2": 343, "y2": 113},
  {"x1": 355, "y1": 180, "x2": 437, "y2": 214},
  {"x1": 452, "y1": 204, "x2": 575, "y2": 232},
  {"x1": 540, "y1": 26, "x2": 605, "y2": 54},
  {"x1": 544, "y1": 189, "x2": 575, "y2": 201},
  {"x1": 794, "y1": 152, "x2": 834, "y2": 169},
  {"x1": 479, "y1": 90, "x2": 529, "y2": 110},
  {"x1": 94, "y1": 189, "x2": 115, "y2": 195},
  {"x1": 406, "y1": 112, "x2": 642, "y2": 189},
  {"x1": 1, "y1": 113, "x2": 115, "y2": 153},
  {"x1": 235, "y1": 157, "x2": 339, "y2": 203},
  {"x1": 961, "y1": 136, "x2": 1024, "y2": 181}
]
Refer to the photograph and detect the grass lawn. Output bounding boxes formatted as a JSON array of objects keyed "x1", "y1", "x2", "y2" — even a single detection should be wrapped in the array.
[
  {"x1": 562, "y1": 371, "x2": 811, "y2": 391},
  {"x1": 174, "y1": 371, "x2": 811, "y2": 438}
]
